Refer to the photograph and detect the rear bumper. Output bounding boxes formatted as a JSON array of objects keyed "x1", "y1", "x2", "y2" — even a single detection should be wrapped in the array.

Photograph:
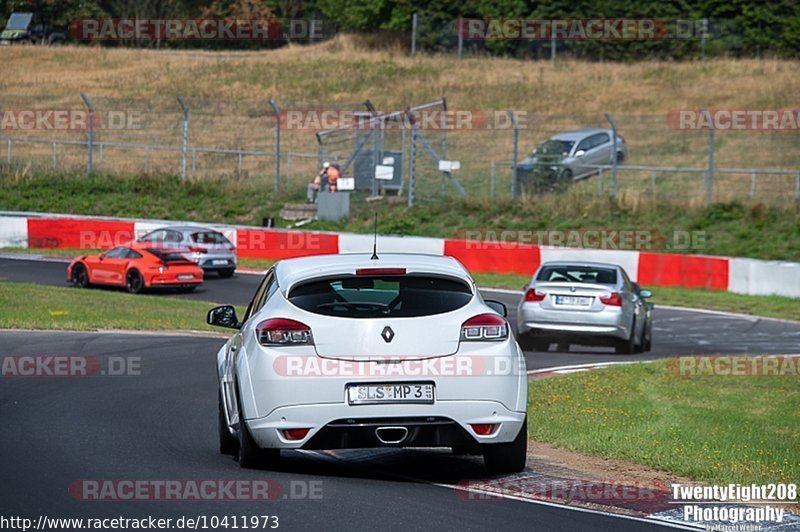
[
  {"x1": 147, "y1": 274, "x2": 203, "y2": 287},
  {"x1": 191, "y1": 254, "x2": 236, "y2": 270},
  {"x1": 518, "y1": 303, "x2": 629, "y2": 340},
  {"x1": 245, "y1": 401, "x2": 526, "y2": 449},
  {"x1": 232, "y1": 340, "x2": 528, "y2": 450}
]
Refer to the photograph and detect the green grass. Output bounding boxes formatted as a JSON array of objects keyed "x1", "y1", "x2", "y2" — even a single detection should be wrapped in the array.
[
  {"x1": 0, "y1": 282, "x2": 239, "y2": 332},
  {"x1": 527, "y1": 360, "x2": 800, "y2": 487},
  {"x1": 2, "y1": 171, "x2": 799, "y2": 261},
  {"x1": 647, "y1": 286, "x2": 800, "y2": 321}
]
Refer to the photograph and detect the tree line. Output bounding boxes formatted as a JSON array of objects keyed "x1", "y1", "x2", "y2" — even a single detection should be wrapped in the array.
[{"x1": 1, "y1": 0, "x2": 797, "y2": 58}]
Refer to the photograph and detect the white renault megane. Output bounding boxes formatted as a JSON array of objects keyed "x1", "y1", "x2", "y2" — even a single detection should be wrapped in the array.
[{"x1": 207, "y1": 253, "x2": 528, "y2": 473}]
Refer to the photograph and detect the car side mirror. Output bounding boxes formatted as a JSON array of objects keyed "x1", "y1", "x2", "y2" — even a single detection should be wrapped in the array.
[
  {"x1": 485, "y1": 300, "x2": 508, "y2": 318},
  {"x1": 639, "y1": 289, "x2": 652, "y2": 299},
  {"x1": 574, "y1": 150, "x2": 585, "y2": 157},
  {"x1": 207, "y1": 305, "x2": 241, "y2": 329}
]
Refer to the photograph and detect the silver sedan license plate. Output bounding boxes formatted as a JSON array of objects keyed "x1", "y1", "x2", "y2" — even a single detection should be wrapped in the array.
[
  {"x1": 347, "y1": 383, "x2": 434, "y2": 405},
  {"x1": 555, "y1": 295, "x2": 591, "y2": 306}
]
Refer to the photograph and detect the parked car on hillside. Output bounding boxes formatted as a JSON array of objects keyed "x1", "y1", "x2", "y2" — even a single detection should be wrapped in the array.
[{"x1": 516, "y1": 127, "x2": 627, "y2": 182}]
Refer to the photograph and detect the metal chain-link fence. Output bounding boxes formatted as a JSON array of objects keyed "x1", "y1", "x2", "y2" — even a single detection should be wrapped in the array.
[{"x1": 1, "y1": 94, "x2": 798, "y2": 206}]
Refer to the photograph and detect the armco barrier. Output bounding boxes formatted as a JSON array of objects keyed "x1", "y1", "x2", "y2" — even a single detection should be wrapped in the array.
[{"x1": 0, "y1": 211, "x2": 798, "y2": 299}]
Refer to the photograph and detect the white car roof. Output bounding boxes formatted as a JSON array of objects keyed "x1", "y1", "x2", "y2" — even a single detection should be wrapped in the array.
[{"x1": 275, "y1": 253, "x2": 473, "y2": 293}]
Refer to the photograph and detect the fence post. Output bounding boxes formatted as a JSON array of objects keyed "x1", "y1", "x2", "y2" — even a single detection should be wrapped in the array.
[
  {"x1": 407, "y1": 110, "x2": 416, "y2": 207},
  {"x1": 457, "y1": 16, "x2": 463, "y2": 59},
  {"x1": 508, "y1": 111, "x2": 519, "y2": 198},
  {"x1": 411, "y1": 13, "x2": 418, "y2": 56},
  {"x1": 490, "y1": 160, "x2": 495, "y2": 197},
  {"x1": 80, "y1": 93, "x2": 94, "y2": 173},
  {"x1": 52, "y1": 142, "x2": 57, "y2": 170},
  {"x1": 371, "y1": 115, "x2": 379, "y2": 198},
  {"x1": 441, "y1": 97, "x2": 447, "y2": 161},
  {"x1": 700, "y1": 19, "x2": 708, "y2": 62},
  {"x1": 650, "y1": 171, "x2": 657, "y2": 198},
  {"x1": 750, "y1": 172, "x2": 756, "y2": 198},
  {"x1": 701, "y1": 109, "x2": 715, "y2": 205},
  {"x1": 598, "y1": 168, "x2": 603, "y2": 195},
  {"x1": 144, "y1": 146, "x2": 149, "y2": 173},
  {"x1": 269, "y1": 98, "x2": 281, "y2": 192},
  {"x1": 6, "y1": 139, "x2": 10, "y2": 164},
  {"x1": 604, "y1": 112, "x2": 618, "y2": 198},
  {"x1": 176, "y1": 96, "x2": 189, "y2": 180},
  {"x1": 796, "y1": 173, "x2": 800, "y2": 202},
  {"x1": 550, "y1": 33, "x2": 556, "y2": 63}
]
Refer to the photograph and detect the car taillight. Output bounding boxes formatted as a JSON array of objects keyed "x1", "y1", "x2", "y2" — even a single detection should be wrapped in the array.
[
  {"x1": 188, "y1": 246, "x2": 207, "y2": 253},
  {"x1": 470, "y1": 423, "x2": 497, "y2": 436},
  {"x1": 524, "y1": 288, "x2": 546, "y2": 302},
  {"x1": 256, "y1": 318, "x2": 313, "y2": 346},
  {"x1": 461, "y1": 313, "x2": 508, "y2": 342},
  {"x1": 600, "y1": 292, "x2": 623, "y2": 306},
  {"x1": 282, "y1": 428, "x2": 310, "y2": 440}
]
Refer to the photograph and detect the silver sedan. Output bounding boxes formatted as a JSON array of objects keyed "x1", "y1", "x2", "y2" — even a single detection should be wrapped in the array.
[
  {"x1": 515, "y1": 261, "x2": 652, "y2": 354},
  {"x1": 138, "y1": 225, "x2": 237, "y2": 277},
  {"x1": 517, "y1": 127, "x2": 627, "y2": 181}
]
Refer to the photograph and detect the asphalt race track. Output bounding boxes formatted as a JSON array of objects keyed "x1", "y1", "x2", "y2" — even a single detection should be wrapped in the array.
[
  {"x1": 1, "y1": 330, "x2": 692, "y2": 531},
  {"x1": 2, "y1": 257, "x2": 800, "y2": 531},
  {"x1": 2, "y1": 256, "x2": 800, "y2": 371}
]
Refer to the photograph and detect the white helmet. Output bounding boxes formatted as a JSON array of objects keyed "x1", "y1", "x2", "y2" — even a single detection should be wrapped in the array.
[{"x1": 323, "y1": 161, "x2": 331, "y2": 169}]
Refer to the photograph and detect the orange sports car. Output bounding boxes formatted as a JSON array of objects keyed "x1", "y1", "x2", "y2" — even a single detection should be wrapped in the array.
[{"x1": 67, "y1": 242, "x2": 204, "y2": 294}]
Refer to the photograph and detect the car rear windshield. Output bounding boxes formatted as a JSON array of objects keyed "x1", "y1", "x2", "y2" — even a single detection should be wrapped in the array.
[
  {"x1": 288, "y1": 275, "x2": 473, "y2": 318},
  {"x1": 537, "y1": 266, "x2": 617, "y2": 285},
  {"x1": 191, "y1": 231, "x2": 230, "y2": 245}
]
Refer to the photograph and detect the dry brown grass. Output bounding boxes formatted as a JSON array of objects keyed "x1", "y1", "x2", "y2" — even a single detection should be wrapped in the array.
[{"x1": 1, "y1": 35, "x2": 798, "y2": 201}]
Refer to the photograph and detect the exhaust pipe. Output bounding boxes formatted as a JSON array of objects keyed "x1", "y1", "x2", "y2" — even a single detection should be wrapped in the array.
[{"x1": 375, "y1": 426, "x2": 408, "y2": 445}]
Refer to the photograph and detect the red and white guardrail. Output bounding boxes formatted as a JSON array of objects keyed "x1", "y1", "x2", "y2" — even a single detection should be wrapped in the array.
[{"x1": 1, "y1": 212, "x2": 798, "y2": 298}]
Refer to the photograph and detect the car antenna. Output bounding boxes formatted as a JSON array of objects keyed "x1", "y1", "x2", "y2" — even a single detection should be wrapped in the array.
[{"x1": 370, "y1": 212, "x2": 379, "y2": 260}]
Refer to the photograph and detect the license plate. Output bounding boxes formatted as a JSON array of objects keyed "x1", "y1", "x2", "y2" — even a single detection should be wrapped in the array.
[
  {"x1": 177, "y1": 274, "x2": 194, "y2": 280},
  {"x1": 555, "y1": 295, "x2": 591, "y2": 306},
  {"x1": 347, "y1": 383, "x2": 434, "y2": 405},
  {"x1": 212, "y1": 259, "x2": 228, "y2": 265}
]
